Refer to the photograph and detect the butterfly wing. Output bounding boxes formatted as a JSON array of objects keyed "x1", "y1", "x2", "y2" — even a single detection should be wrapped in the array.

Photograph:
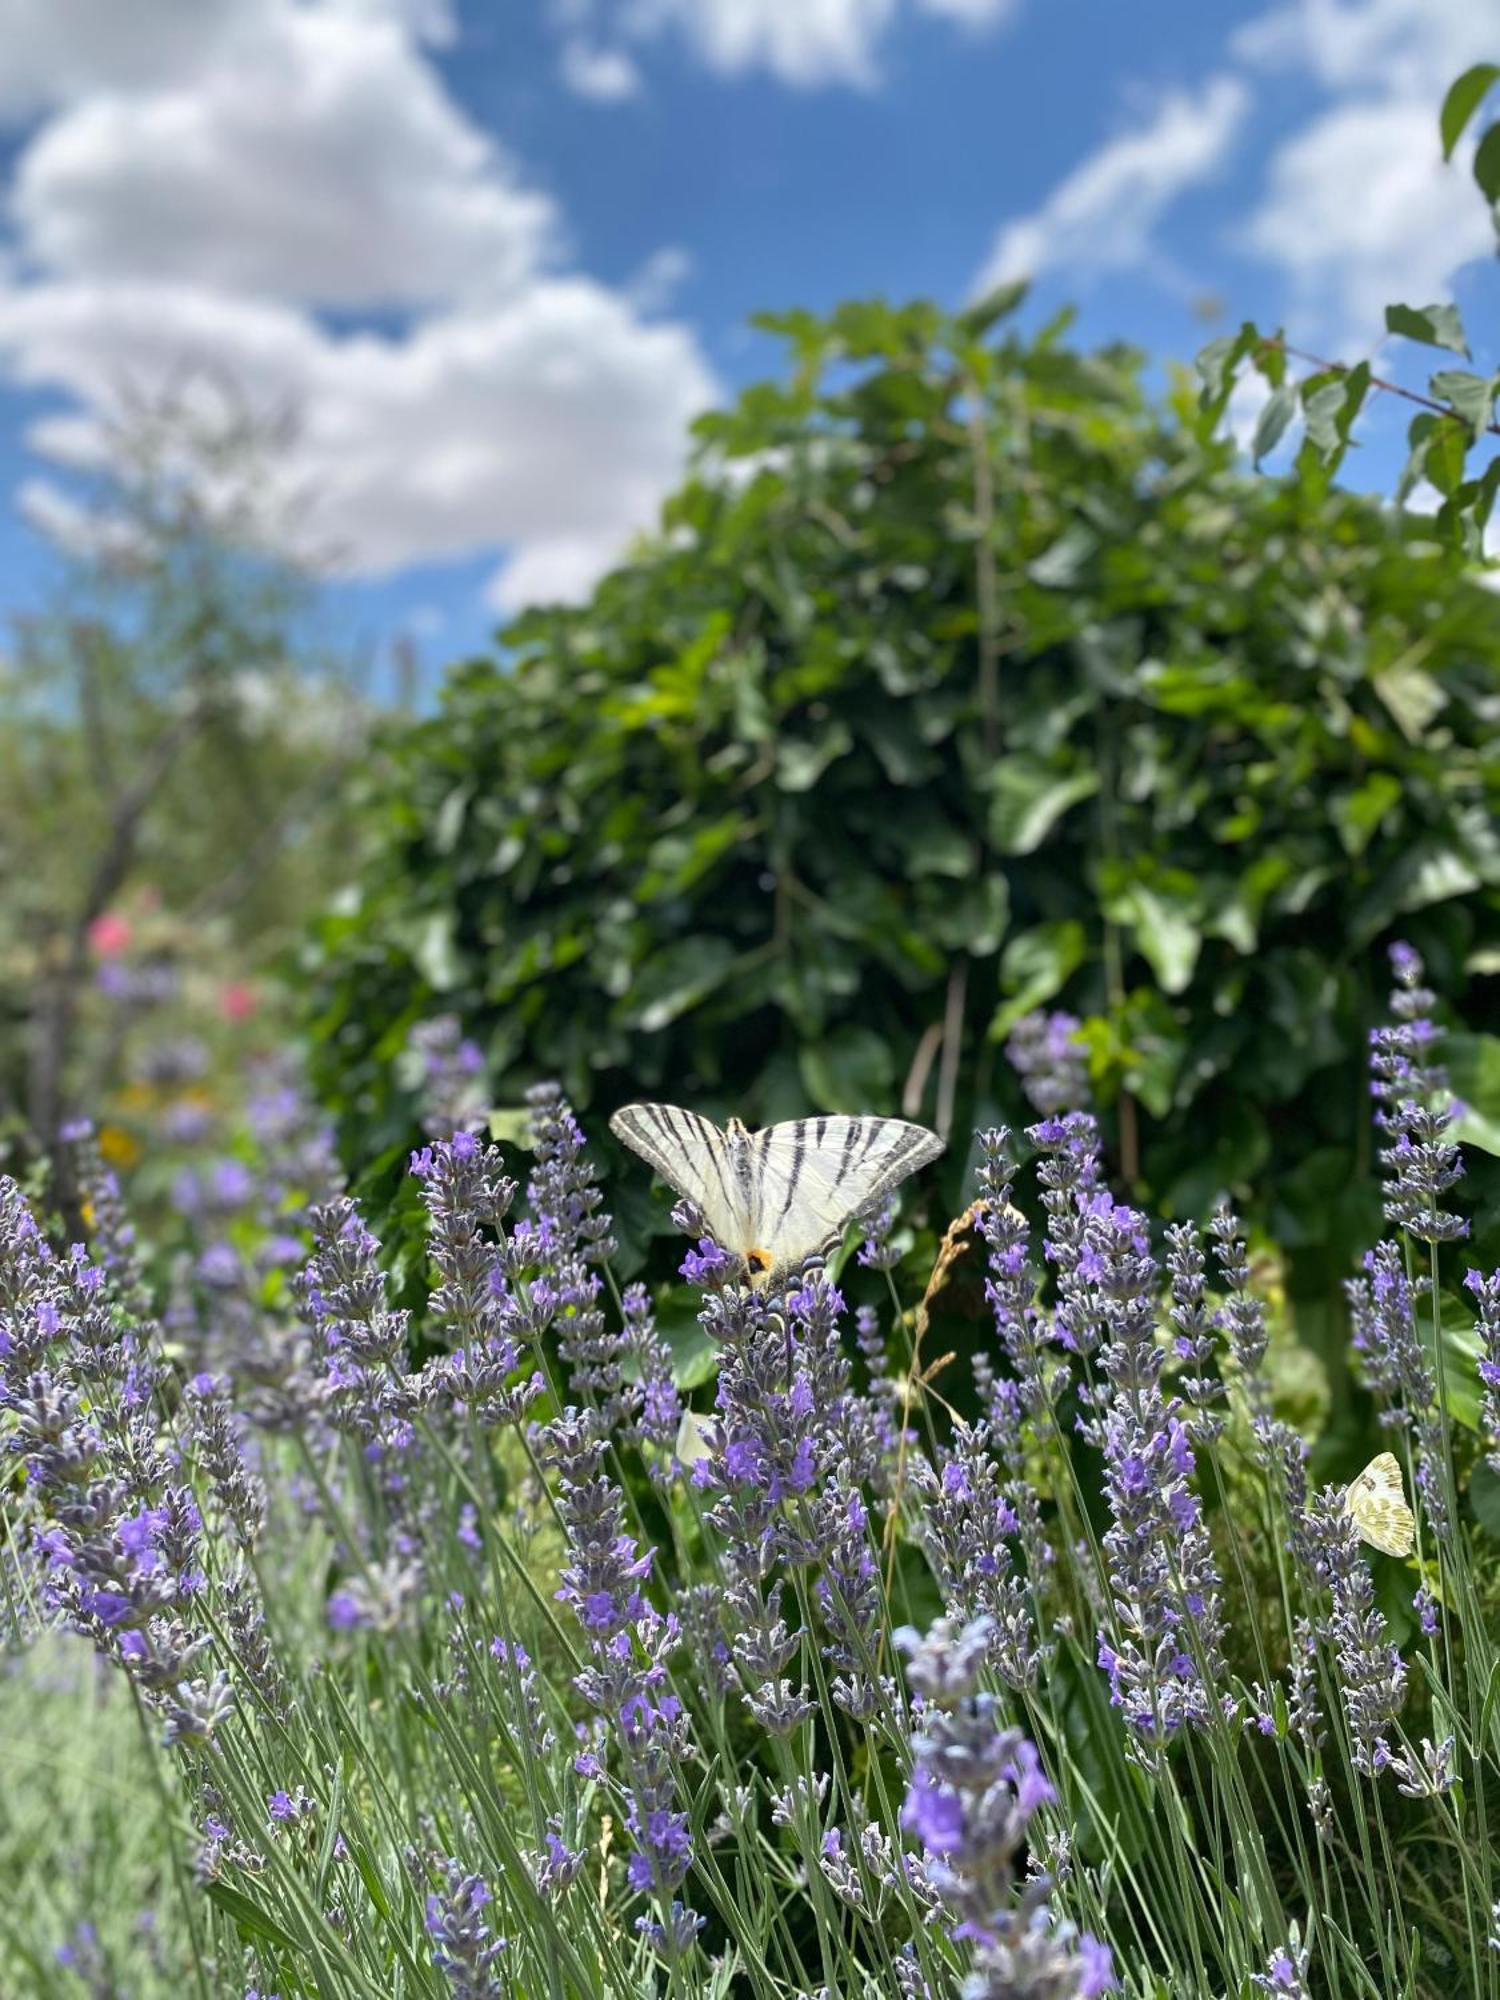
[
  {"x1": 1345, "y1": 1450, "x2": 1416, "y2": 1558},
  {"x1": 747, "y1": 1116, "x2": 944, "y2": 1275},
  {"x1": 609, "y1": 1103, "x2": 746, "y2": 1248}
]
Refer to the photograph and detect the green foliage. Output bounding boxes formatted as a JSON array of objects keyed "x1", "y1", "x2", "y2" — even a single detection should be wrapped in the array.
[
  {"x1": 303, "y1": 296, "x2": 1500, "y2": 1348},
  {"x1": 0, "y1": 1641, "x2": 188, "y2": 1994}
]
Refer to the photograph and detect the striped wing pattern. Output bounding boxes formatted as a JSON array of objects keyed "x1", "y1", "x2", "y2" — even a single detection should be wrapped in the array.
[
  {"x1": 609, "y1": 1103, "x2": 745, "y2": 1249},
  {"x1": 748, "y1": 1116, "x2": 945, "y2": 1272},
  {"x1": 611, "y1": 1102, "x2": 943, "y2": 1283}
]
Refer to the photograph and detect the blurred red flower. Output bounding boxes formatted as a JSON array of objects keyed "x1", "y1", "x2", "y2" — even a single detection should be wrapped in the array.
[
  {"x1": 219, "y1": 982, "x2": 258, "y2": 1022},
  {"x1": 86, "y1": 912, "x2": 132, "y2": 958}
]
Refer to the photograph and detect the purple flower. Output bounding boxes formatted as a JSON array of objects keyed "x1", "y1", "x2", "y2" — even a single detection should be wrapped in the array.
[
  {"x1": 903, "y1": 1767, "x2": 966, "y2": 1853},
  {"x1": 1369, "y1": 943, "x2": 1467, "y2": 1244},
  {"x1": 899, "y1": 1617, "x2": 1109, "y2": 1995},
  {"x1": 1253, "y1": 1938, "x2": 1310, "y2": 1997},
  {"x1": 1469, "y1": 1267, "x2": 1500, "y2": 1476},
  {"x1": 406, "y1": 1015, "x2": 489, "y2": 1138},
  {"x1": 1006, "y1": 1009, "x2": 1090, "y2": 1117},
  {"x1": 1302, "y1": 1488, "x2": 1406, "y2": 1775},
  {"x1": 1076, "y1": 1196, "x2": 1226, "y2": 1740},
  {"x1": 539, "y1": 1400, "x2": 697, "y2": 1928},
  {"x1": 681, "y1": 1237, "x2": 736, "y2": 1289},
  {"x1": 425, "y1": 1860, "x2": 506, "y2": 1998}
]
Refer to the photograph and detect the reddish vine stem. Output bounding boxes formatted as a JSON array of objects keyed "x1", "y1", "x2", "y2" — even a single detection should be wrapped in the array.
[{"x1": 1254, "y1": 334, "x2": 1500, "y2": 440}]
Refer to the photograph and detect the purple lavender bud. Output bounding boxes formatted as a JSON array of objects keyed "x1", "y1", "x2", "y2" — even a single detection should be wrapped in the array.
[
  {"x1": 1469, "y1": 1267, "x2": 1500, "y2": 1475},
  {"x1": 856, "y1": 1193, "x2": 903, "y2": 1271},
  {"x1": 1302, "y1": 1487, "x2": 1406, "y2": 1774},
  {"x1": 1252, "y1": 1939, "x2": 1310, "y2": 1998},
  {"x1": 1369, "y1": 943, "x2": 1468, "y2": 1244},
  {"x1": 899, "y1": 1616, "x2": 1112, "y2": 1994},
  {"x1": 681, "y1": 1237, "x2": 737, "y2": 1289},
  {"x1": 1006, "y1": 1010, "x2": 1090, "y2": 1117},
  {"x1": 424, "y1": 1861, "x2": 507, "y2": 1998},
  {"x1": 406, "y1": 1015, "x2": 490, "y2": 1139},
  {"x1": 910, "y1": 1426, "x2": 1041, "y2": 1692},
  {"x1": 976, "y1": 1131, "x2": 1067, "y2": 1428}
]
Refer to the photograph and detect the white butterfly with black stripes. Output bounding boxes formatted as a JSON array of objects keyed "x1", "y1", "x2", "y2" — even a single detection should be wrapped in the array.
[{"x1": 610, "y1": 1103, "x2": 944, "y2": 1288}]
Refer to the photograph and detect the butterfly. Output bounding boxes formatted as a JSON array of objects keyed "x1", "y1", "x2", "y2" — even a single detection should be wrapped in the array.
[
  {"x1": 1344, "y1": 1451, "x2": 1416, "y2": 1558},
  {"x1": 609, "y1": 1103, "x2": 944, "y2": 1289}
]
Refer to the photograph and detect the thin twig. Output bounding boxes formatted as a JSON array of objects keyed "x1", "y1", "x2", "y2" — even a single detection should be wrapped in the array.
[{"x1": 1255, "y1": 334, "x2": 1500, "y2": 440}]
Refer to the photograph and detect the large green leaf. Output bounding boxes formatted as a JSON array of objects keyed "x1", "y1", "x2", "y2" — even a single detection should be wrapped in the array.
[
  {"x1": 1449, "y1": 1033, "x2": 1500, "y2": 1157},
  {"x1": 989, "y1": 921, "x2": 1087, "y2": 1041},
  {"x1": 776, "y1": 722, "x2": 853, "y2": 791},
  {"x1": 987, "y1": 758, "x2": 1099, "y2": 856},
  {"x1": 1431, "y1": 367, "x2": 1499, "y2": 438},
  {"x1": 1384, "y1": 301, "x2": 1470, "y2": 356},
  {"x1": 1442, "y1": 65, "x2": 1500, "y2": 159},
  {"x1": 1476, "y1": 118, "x2": 1500, "y2": 202},
  {"x1": 623, "y1": 938, "x2": 737, "y2": 1032},
  {"x1": 799, "y1": 1025, "x2": 897, "y2": 1112},
  {"x1": 1118, "y1": 885, "x2": 1201, "y2": 995},
  {"x1": 1251, "y1": 383, "x2": 1298, "y2": 463}
]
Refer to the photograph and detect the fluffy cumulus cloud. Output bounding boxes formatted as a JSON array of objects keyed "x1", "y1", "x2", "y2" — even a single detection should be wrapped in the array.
[
  {"x1": 0, "y1": 277, "x2": 714, "y2": 612},
  {"x1": 1241, "y1": 98, "x2": 1491, "y2": 342},
  {"x1": 0, "y1": 0, "x2": 717, "y2": 609},
  {"x1": 553, "y1": 0, "x2": 1017, "y2": 95},
  {"x1": 973, "y1": 76, "x2": 1248, "y2": 292},
  {"x1": 1234, "y1": 0, "x2": 1496, "y2": 345},
  {"x1": 10, "y1": 8, "x2": 555, "y2": 309}
]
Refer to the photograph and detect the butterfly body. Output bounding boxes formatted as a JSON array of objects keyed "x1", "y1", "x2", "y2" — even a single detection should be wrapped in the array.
[
  {"x1": 610, "y1": 1102, "x2": 944, "y2": 1288},
  {"x1": 1344, "y1": 1450, "x2": 1416, "y2": 1558}
]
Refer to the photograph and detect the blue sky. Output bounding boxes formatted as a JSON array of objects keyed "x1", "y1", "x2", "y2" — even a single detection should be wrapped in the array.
[{"x1": 0, "y1": 0, "x2": 1493, "y2": 693}]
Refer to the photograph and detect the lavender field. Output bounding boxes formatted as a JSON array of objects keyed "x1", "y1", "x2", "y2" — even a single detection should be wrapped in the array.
[{"x1": 4, "y1": 15, "x2": 1500, "y2": 2000}]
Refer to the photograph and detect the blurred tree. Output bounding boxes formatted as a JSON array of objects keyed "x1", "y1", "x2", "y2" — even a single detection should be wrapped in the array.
[{"x1": 0, "y1": 370, "x2": 369, "y2": 1159}]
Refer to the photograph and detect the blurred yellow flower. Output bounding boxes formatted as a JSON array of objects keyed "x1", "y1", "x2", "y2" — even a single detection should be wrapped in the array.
[{"x1": 97, "y1": 1124, "x2": 140, "y2": 1169}]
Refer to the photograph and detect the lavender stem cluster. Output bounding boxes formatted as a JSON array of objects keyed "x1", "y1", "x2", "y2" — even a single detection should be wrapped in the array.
[
  {"x1": 0, "y1": 1176, "x2": 233, "y2": 1750},
  {"x1": 1074, "y1": 1192, "x2": 1228, "y2": 1744},
  {"x1": 1370, "y1": 941, "x2": 1467, "y2": 1245},
  {"x1": 899, "y1": 1616, "x2": 1115, "y2": 1999}
]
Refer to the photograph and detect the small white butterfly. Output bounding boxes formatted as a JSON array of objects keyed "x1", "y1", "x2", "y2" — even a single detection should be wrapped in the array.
[
  {"x1": 1344, "y1": 1451, "x2": 1416, "y2": 1559},
  {"x1": 610, "y1": 1103, "x2": 943, "y2": 1289}
]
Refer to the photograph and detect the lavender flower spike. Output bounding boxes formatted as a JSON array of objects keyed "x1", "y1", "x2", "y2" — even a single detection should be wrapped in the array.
[
  {"x1": 1369, "y1": 941, "x2": 1467, "y2": 1244},
  {"x1": 899, "y1": 1616, "x2": 1115, "y2": 1998}
]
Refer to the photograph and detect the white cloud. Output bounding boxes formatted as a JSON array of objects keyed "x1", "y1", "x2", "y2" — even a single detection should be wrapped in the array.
[
  {"x1": 554, "y1": 0, "x2": 1017, "y2": 93},
  {"x1": 1233, "y1": 0, "x2": 1495, "y2": 101},
  {"x1": 915, "y1": 0, "x2": 1015, "y2": 23},
  {"x1": 558, "y1": 38, "x2": 643, "y2": 101},
  {"x1": 0, "y1": 0, "x2": 255, "y2": 118},
  {"x1": 622, "y1": 0, "x2": 896, "y2": 89},
  {"x1": 0, "y1": 0, "x2": 455, "y2": 117},
  {"x1": 626, "y1": 245, "x2": 693, "y2": 313},
  {"x1": 11, "y1": 7, "x2": 555, "y2": 311},
  {"x1": 1233, "y1": 0, "x2": 1496, "y2": 347},
  {"x1": 0, "y1": 275, "x2": 716, "y2": 607},
  {"x1": 974, "y1": 77, "x2": 1248, "y2": 291},
  {"x1": 1241, "y1": 98, "x2": 1491, "y2": 344},
  {"x1": 0, "y1": 0, "x2": 718, "y2": 609}
]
